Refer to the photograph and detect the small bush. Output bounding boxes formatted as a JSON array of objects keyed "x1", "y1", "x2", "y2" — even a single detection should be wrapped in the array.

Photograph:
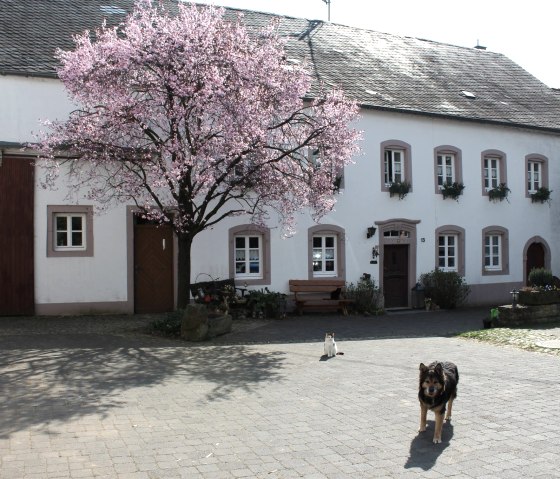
[
  {"x1": 149, "y1": 311, "x2": 182, "y2": 337},
  {"x1": 345, "y1": 276, "x2": 383, "y2": 314},
  {"x1": 419, "y1": 269, "x2": 470, "y2": 309},
  {"x1": 528, "y1": 268, "x2": 553, "y2": 288}
]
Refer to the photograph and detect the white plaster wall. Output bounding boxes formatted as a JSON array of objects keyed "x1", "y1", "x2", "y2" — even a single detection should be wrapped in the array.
[
  {"x1": 0, "y1": 76, "x2": 74, "y2": 142},
  {"x1": 34, "y1": 185, "x2": 130, "y2": 305},
  {"x1": 191, "y1": 109, "x2": 560, "y2": 300},
  {"x1": 5, "y1": 75, "x2": 560, "y2": 309}
]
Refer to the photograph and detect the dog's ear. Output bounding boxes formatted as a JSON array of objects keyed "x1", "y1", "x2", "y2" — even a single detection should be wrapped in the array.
[
  {"x1": 434, "y1": 362, "x2": 444, "y2": 376},
  {"x1": 419, "y1": 363, "x2": 428, "y2": 372}
]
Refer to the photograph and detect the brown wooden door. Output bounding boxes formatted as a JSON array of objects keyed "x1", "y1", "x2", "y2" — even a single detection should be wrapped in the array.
[
  {"x1": 0, "y1": 157, "x2": 34, "y2": 315},
  {"x1": 383, "y1": 244, "x2": 409, "y2": 308},
  {"x1": 134, "y1": 224, "x2": 174, "y2": 313},
  {"x1": 526, "y1": 242, "x2": 545, "y2": 284}
]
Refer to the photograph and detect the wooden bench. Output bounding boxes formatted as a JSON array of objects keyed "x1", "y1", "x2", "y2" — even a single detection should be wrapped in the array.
[{"x1": 289, "y1": 279, "x2": 354, "y2": 316}]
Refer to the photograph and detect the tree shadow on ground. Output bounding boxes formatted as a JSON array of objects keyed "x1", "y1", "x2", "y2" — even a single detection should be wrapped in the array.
[
  {"x1": 0, "y1": 333, "x2": 286, "y2": 439},
  {"x1": 404, "y1": 421, "x2": 454, "y2": 470}
]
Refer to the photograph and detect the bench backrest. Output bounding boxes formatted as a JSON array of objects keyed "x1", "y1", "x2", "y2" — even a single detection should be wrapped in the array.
[{"x1": 289, "y1": 279, "x2": 346, "y2": 293}]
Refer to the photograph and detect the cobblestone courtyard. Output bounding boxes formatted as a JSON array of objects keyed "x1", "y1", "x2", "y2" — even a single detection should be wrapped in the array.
[{"x1": 1, "y1": 310, "x2": 559, "y2": 478}]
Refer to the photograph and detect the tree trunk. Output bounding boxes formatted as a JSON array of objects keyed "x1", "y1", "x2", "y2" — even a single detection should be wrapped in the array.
[{"x1": 177, "y1": 233, "x2": 194, "y2": 309}]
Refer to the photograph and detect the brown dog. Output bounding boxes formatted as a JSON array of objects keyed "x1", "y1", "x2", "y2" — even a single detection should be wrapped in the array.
[{"x1": 418, "y1": 361, "x2": 459, "y2": 443}]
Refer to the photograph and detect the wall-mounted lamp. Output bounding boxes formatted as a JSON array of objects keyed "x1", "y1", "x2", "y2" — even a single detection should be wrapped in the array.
[{"x1": 366, "y1": 226, "x2": 377, "y2": 238}]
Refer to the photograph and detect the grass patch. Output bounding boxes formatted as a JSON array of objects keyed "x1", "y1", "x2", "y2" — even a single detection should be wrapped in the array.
[{"x1": 458, "y1": 324, "x2": 560, "y2": 356}]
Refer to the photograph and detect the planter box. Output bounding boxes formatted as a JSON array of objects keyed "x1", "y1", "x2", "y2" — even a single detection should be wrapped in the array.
[{"x1": 518, "y1": 290, "x2": 560, "y2": 305}]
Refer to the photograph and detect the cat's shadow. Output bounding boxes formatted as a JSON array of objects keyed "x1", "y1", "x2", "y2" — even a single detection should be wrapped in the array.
[{"x1": 319, "y1": 354, "x2": 335, "y2": 361}]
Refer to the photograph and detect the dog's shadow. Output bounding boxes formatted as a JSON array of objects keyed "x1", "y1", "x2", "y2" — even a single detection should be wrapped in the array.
[
  {"x1": 404, "y1": 421, "x2": 454, "y2": 470},
  {"x1": 319, "y1": 354, "x2": 333, "y2": 361}
]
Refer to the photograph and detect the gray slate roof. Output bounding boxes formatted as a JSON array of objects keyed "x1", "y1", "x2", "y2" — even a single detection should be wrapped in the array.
[{"x1": 2, "y1": 0, "x2": 560, "y2": 132}]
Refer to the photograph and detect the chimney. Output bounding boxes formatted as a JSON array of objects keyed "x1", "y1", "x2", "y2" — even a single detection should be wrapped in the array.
[{"x1": 474, "y1": 40, "x2": 486, "y2": 50}]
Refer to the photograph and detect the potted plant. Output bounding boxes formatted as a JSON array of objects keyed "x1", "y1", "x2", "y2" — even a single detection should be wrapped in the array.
[
  {"x1": 488, "y1": 183, "x2": 510, "y2": 202},
  {"x1": 246, "y1": 288, "x2": 287, "y2": 319},
  {"x1": 389, "y1": 180, "x2": 412, "y2": 199},
  {"x1": 441, "y1": 181, "x2": 465, "y2": 201},
  {"x1": 518, "y1": 268, "x2": 560, "y2": 305},
  {"x1": 530, "y1": 186, "x2": 552, "y2": 204}
]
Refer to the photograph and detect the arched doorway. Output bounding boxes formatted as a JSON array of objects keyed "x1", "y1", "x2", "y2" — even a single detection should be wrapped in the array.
[
  {"x1": 523, "y1": 237, "x2": 551, "y2": 285},
  {"x1": 526, "y1": 243, "x2": 545, "y2": 283}
]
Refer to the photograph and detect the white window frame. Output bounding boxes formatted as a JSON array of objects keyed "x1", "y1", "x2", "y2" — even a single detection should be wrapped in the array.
[
  {"x1": 384, "y1": 149, "x2": 404, "y2": 186},
  {"x1": 484, "y1": 157, "x2": 500, "y2": 190},
  {"x1": 234, "y1": 234, "x2": 263, "y2": 280},
  {"x1": 437, "y1": 154, "x2": 455, "y2": 188},
  {"x1": 438, "y1": 234, "x2": 458, "y2": 272},
  {"x1": 312, "y1": 234, "x2": 337, "y2": 277},
  {"x1": 54, "y1": 213, "x2": 86, "y2": 251},
  {"x1": 527, "y1": 160, "x2": 542, "y2": 193},
  {"x1": 484, "y1": 235, "x2": 502, "y2": 271}
]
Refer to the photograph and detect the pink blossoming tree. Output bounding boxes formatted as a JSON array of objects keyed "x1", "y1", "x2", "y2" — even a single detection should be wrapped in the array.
[{"x1": 38, "y1": 1, "x2": 360, "y2": 308}]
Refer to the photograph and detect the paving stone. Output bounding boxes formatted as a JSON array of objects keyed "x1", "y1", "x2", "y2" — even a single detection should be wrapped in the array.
[{"x1": 1, "y1": 309, "x2": 559, "y2": 478}]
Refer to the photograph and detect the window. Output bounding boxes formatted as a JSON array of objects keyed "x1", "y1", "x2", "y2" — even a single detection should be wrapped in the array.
[
  {"x1": 308, "y1": 225, "x2": 346, "y2": 279},
  {"x1": 434, "y1": 146, "x2": 462, "y2": 193},
  {"x1": 482, "y1": 226, "x2": 509, "y2": 275},
  {"x1": 307, "y1": 146, "x2": 345, "y2": 191},
  {"x1": 527, "y1": 161, "x2": 541, "y2": 192},
  {"x1": 438, "y1": 235, "x2": 457, "y2": 271},
  {"x1": 228, "y1": 225, "x2": 270, "y2": 285},
  {"x1": 312, "y1": 235, "x2": 336, "y2": 276},
  {"x1": 380, "y1": 140, "x2": 412, "y2": 191},
  {"x1": 437, "y1": 154, "x2": 455, "y2": 186},
  {"x1": 484, "y1": 235, "x2": 501, "y2": 270},
  {"x1": 483, "y1": 157, "x2": 500, "y2": 189},
  {"x1": 47, "y1": 205, "x2": 94, "y2": 257},
  {"x1": 384, "y1": 149, "x2": 403, "y2": 185},
  {"x1": 525, "y1": 154, "x2": 549, "y2": 196},
  {"x1": 384, "y1": 230, "x2": 410, "y2": 238},
  {"x1": 435, "y1": 225, "x2": 465, "y2": 276},
  {"x1": 481, "y1": 150, "x2": 507, "y2": 195},
  {"x1": 234, "y1": 235, "x2": 262, "y2": 279},
  {"x1": 54, "y1": 214, "x2": 85, "y2": 250}
]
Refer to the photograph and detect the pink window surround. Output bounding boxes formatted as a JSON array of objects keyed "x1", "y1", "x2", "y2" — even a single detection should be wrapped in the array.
[
  {"x1": 481, "y1": 225, "x2": 509, "y2": 275},
  {"x1": 228, "y1": 224, "x2": 271, "y2": 285},
  {"x1": 307, "y1": 224, "x2": 346, "y2": 280},
  {"x1": 433, "y1": 146, "x2": 463, "y2": 195},
  {"x1": 525, "y1": 154, "x2": 549, "y2": 197},
  {"x1": 380, "y1": 140, "x2": 412, "y2": 192},
  {"x1": 435, "y1": 225, "x2": 465, "y2": 276},
  {"x1": 47, "y1": 205, "x2": 94, "y2": 258}
]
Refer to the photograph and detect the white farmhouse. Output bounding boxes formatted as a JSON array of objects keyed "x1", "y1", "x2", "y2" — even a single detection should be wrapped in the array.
[{"x1": 1, "y1": 0, "x2": 559, "y2": 315}]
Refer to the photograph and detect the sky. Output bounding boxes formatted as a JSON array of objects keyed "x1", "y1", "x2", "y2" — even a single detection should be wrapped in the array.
[{"x1": 190, "y1": 0, "x2": 560, "y2": 89}]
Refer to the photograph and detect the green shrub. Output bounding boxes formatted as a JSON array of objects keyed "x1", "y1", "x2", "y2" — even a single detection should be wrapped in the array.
[
  {"x1": 528, "y1": 267, "x2": 553, "y2": 288},
  {"x1": 345, "y1": 276, "x2": 383, "y2": 314},
  {"x1": 419, "y1": 269, "x2": 470, "y2": 309},
  {"x1": 149, "y1": 311, "x2": 182, "y2": 337}
]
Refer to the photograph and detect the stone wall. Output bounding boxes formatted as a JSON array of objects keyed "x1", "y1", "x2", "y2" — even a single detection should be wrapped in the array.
[{"x1": 496, "y1": 303, "x2": 560, "y2": 327}]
